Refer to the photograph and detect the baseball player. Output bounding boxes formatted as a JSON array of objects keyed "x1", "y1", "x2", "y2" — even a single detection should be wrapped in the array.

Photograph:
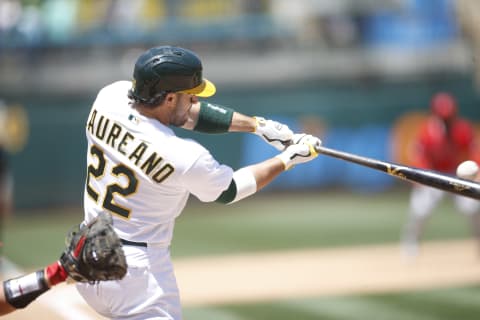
[
  {"x1": 75, "y1": 45, "x2": 321, "y2": 319},
  {"x1": 402, "y1": 92, "x2": 480, "y2": 257},
  {"x1": 0, "y1": 213, "x2": 126, "y2": 316}
]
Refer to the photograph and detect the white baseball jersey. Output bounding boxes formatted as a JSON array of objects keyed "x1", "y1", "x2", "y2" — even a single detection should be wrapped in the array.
[
  {"x1": 83, "y1": 80, "x2": 234, "y2": 245},
  {"x1": 79, "y1": 81, "x2": 235, "y2": 319}
]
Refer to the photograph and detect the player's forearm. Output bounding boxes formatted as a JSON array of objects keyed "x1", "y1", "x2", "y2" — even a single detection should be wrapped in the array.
[
  {"x1": 183, "y1": 101, "x2": 255, "y2": 133},
  {"x1": 215, "y1": 134, "x2": 320, "y2": 204},
  {"x1": 229, "y1": 112, "x2": 256, "y2": 133},
  {"x1": 1, "y1": 261, "x2": 67, "y2": 314},
  {"x1": 185, "y1": 101, "x2": 294, "y2": 153},
  {"x1": 237, "y1": 135, "x2": 321, "y2": 191},
  {"x1": 215, "y1": 157, "x2": 285, "y2": 204},
  {"x1": 247, "y1": 157, "x2": 286, "y2": 190}
]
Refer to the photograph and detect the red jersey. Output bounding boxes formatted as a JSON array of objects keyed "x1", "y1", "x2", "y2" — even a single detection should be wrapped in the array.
[{"x1": 411, "y1": 116, "x2": 476, "y2": 173}]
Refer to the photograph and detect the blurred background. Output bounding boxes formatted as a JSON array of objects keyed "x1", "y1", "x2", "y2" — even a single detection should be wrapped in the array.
[
  {"x1": 2, "y1": 0, "x2": 480, "y2": 207},
  {"x1": 3, "y1": 0, "x2": 480, "y2": 319}
]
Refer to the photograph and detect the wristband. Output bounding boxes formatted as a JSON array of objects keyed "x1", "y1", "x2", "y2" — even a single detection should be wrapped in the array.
[
  {"x1": 231, "y1": 167, "x2": 257, "y2": 203},
  {"x1": 193, "y1": 102, "x2": 234, "y2": 133},
  {"x1": 3, "y1": 270, "x2": 50, "y2": 309},
  {"x1": 45, "y1": 261, "x2": 68, "y2": 286}
]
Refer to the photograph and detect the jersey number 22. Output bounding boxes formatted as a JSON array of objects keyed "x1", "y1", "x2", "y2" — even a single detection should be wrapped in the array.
[{"x1": 86, "y1": 145, "x2": 138, "y2": 218}]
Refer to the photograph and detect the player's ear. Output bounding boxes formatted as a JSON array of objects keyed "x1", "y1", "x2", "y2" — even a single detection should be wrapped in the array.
[
  {"x1": 165, "y1": 93, "x2": 177, "y2": 102},
  {"x1": 159, "y1": 93, "x2": 176, "y2": 109}
]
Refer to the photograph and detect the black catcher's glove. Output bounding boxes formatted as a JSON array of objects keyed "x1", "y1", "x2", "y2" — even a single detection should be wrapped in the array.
[{"x1": 59, "y1": 212, "x2": 127, "y2": 283}]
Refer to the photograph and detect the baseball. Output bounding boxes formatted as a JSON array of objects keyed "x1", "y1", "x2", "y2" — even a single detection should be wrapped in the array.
[{"x1": 456, "y1": 160, "x2": 479, "y2": 180}]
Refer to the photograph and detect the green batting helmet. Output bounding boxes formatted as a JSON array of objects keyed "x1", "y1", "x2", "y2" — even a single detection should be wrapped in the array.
[{"x1": 129, "y1": 46, "x2": 216, "y2": 104}]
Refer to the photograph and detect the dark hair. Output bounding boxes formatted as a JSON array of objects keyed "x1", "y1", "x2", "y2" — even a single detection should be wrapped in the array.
[{"x1": 127, "y1": 89, "x2": 168, "y2": 108}]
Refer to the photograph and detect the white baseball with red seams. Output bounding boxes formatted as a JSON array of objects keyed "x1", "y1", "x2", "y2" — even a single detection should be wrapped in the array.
[{"x1": 456, "y1": 160, "x2": 479, "y2": 180}]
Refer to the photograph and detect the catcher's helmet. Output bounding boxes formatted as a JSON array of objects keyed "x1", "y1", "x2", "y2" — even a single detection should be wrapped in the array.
[
  {"x1": 430, "y1": 92, "x2": 457, "y2": 120},
  {"x1": 129, "y1": 46, "x2": 216, "y2": 104}
]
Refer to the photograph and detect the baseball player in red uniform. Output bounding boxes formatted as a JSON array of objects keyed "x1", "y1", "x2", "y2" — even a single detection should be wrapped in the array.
[
  {"x1": 76, "y1": 45, "x2": 322, "y2": 319},
  {"x1": 402, "y1": 92, "x2": 480, "y2": 257}
]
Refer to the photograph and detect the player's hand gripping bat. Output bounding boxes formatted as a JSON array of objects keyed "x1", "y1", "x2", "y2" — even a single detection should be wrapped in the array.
[{"x1": 313, "y1": 145, "x2": 480, "y2": 200}]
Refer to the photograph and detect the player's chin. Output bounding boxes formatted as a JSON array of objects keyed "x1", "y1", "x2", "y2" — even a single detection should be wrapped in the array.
[{"x1": 171, "y1": 116, "x2": 188, "y2": 127}]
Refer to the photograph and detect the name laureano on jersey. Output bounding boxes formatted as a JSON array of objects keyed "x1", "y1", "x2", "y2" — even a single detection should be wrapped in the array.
[{"x1": 87, "y1": 108, "x2": 174, "y2": 184}]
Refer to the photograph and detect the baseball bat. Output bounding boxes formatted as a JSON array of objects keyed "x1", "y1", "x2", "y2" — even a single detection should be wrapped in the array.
[{"x1": 314, "y1": 145, "x2": 480, "y2": 200}]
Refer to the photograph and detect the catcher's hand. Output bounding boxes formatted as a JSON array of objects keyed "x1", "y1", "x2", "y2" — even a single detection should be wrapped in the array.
[{"x1": 59, "y1": 212, "x2": 127, "y2": 283}]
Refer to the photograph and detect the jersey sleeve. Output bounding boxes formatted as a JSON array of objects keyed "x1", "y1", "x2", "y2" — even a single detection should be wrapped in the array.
[
  {"x1": 180, "y1": 150, "x2": 234, "y2": 202},
  {"x1": 92, "y1": 81, "x2": 132, "y2": 111}
]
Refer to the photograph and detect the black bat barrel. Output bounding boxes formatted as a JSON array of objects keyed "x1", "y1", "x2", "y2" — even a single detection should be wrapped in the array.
[{"x1": 315, "y1": 146, "x2": 480, "y2": 200}]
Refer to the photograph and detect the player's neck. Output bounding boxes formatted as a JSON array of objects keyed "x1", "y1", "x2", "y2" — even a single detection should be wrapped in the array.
[{"x1": 133, "y1": 103, "x2": 169, "y2": 125}]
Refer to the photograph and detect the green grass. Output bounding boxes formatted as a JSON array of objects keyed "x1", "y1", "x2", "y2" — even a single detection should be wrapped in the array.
[
  {"x1": 2, "y1": 190, "x2": 479, "y2": 320},
  {"x1": 172, "y1": 190, "x2": 471, "y2": 256},
  {"x1": 2, "y1": 190, "x2": 473, "y2": 267},
  {"x1": 183, "y1": 285, "x2": 480, "y2": 320},
  {"x1": 2, "y1": 207, "x2": 83, "y2": 268}
]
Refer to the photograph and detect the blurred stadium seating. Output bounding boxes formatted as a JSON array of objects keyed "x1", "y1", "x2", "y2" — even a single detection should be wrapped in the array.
[{"x1": 1, "y1": 0, "x2": 480, "y2": 208}]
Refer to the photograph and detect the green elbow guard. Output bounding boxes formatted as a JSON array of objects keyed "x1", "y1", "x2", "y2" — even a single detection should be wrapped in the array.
[{"x1": 194, "y1": 102, "x2": 234, "y2": 134}]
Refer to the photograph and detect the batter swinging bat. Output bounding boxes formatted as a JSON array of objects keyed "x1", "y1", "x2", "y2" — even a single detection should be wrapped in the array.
[{"x1": 314, "y1": 145, "x2": 480, "y2": 200}]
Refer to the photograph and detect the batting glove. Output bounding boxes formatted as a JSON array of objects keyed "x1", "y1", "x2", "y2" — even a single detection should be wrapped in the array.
[
  {"x1": 254, "y1": 117, "x2": 294, "y2": 150},
  {"x1": 292, "y1": 133, "x2": 322, "y2": 149},
  {"x1": 276, "y1": 134, "x2": 321, "y2": 170}
]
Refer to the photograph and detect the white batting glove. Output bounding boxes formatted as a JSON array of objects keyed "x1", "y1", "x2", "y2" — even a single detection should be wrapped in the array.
[
  {"x1": 254, "y1": 117, "x2": 293, "y2": 150},
  {"x1": 291, "y1": 133, "x2": 322, "y2": 149},
  {"x1": 275, "y1": 134, "x2": 321, "y2": 170}
]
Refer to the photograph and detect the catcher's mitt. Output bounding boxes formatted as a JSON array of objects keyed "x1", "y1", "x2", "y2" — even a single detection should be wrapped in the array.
[{"x1": 59, "y1": 212, "x2": 127, "y2": 283}]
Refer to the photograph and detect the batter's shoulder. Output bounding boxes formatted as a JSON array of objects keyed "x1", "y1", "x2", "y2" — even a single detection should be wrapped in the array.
[
  {"x1": 165, "y1": 136, "x2": 212, "y2": 169},
  {"x1": 97, "y1": 81, "x2": 132, "y2": 97},
  {"x1": 172, "y1": 136, "x2": 208, "y2": 157},
  {"x1": 92, "y1": 81, "x2": 132, "y2": 112}
]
